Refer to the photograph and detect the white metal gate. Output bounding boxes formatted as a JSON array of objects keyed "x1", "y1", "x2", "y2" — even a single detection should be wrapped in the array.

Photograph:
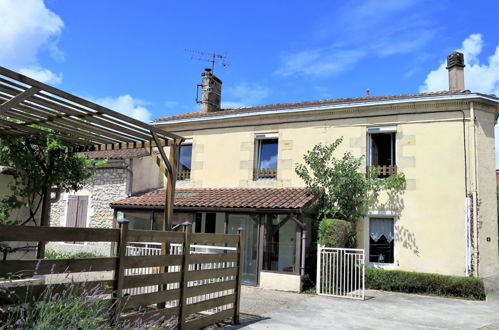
[{"x1": 316, "y1": 245, "x2": 365, "y2": 300}]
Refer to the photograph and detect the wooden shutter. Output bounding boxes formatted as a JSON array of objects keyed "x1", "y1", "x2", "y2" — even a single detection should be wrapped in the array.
[
  {"x1": 66, "y1": 196, "x2": 78, "y2": 227},
  {"x1": 66, "y1": 196, "x2": 88, "y2": 228},
  {"x1": 76, "y1": 196, "x2": 88, "y2": 228}
]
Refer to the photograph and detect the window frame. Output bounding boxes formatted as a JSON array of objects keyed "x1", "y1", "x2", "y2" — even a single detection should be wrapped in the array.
[
  {"x1": 177, "y1": 138, "x2": 193, "y2": 181},
  {"x1": 253, "y1": 133, "x2": 279, "y2": 180},
  {"x1": 367, "y1": 126, "x2": 397, "y2": 177},
  {"x1": 365, "y1": 213, "x2": 397, "y2": 268}
]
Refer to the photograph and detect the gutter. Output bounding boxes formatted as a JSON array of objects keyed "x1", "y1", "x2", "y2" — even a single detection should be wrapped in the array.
[
  {"x1": 110, "y1": 204, "x2": 307, "y2": 214},
  {"x1": 153, "y1": 93, "x2": 499, "y2": 125}
]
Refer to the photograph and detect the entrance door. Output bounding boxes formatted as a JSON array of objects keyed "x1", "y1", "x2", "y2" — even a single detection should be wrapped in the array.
[{"x1": 227, "y1": 214, "x2": 259, "y2": 285}]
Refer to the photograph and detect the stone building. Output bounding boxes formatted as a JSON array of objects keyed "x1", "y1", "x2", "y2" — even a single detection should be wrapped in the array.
[{"x1": 48, "y1": 149, "x2": 162, "y2": 256}]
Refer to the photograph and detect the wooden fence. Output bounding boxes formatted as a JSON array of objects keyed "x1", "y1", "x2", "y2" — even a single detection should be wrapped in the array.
[{"x1": 0, "y1": 221, "x2": 244, "y2": 329}]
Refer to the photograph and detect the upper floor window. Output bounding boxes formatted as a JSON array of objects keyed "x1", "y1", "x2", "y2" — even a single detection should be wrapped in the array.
[
  {"x1": 177, "y1": 139, "x2": 192, "y2": 180},
  {"x1": 254, "y1": 133, "x2": 278, "y2": 180},
  {"x1": 367, "y1": 126, "x2": 396, "y2": 178}
]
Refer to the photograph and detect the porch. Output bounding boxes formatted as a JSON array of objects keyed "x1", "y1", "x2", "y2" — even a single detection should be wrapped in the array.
[{"x1": 111, "y1": 187, "x2": 315, "y2": 292}]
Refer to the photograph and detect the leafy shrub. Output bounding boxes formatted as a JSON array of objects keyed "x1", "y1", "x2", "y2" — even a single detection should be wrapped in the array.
[
  {"x1": 366, "y1": 268, "x2": 486, "y2": 300},
  {"x1": 318, "y1": 218, "x2": 352, "y2": 248},
  {"x1": 44, "y1": 249, "x2": 102, "y2": 259}
]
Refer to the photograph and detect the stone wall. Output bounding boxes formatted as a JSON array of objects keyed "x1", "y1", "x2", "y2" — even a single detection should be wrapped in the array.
[
  {"x1": 48, "y1": 166, "x2": 128, "y2": 256},
  {"x1": 50, "y1": 166, "x2": 128, "y2": 228}
]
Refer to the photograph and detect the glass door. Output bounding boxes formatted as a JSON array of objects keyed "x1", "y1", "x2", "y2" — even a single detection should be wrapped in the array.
[{"x1": 227, "y1": 214, "x2": 259, "y2": 285}]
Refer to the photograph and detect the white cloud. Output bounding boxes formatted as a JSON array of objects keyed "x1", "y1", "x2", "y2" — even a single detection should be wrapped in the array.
[
  {"x1": 19, "y1": 67, "x2": 63, "y2": 84},
  {"x1": 0, "y1": 0, "x2": 64, "y2": 83},
  {"x1": 94, "y1": 95, "x2": 152, "y2": 123},
  {"x1": 419, "y1": 34, "x2": 499, "y2": 95},
  {"x1": 222, "y1": 83, "x2": 270, "y2": 108},
  {"x1": 276, "y1": 0, "x2": 434, "y2": 78}
]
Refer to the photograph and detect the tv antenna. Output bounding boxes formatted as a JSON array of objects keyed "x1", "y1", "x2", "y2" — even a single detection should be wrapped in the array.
[{"x1": 185, "y1": 49, "x2": 229, "y2": 73}]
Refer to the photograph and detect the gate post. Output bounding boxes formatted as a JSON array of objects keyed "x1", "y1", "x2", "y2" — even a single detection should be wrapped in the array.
[
  {"x1": 112, "y1": 218, "x2": 129, "y2": 323},
  {"x1": 233, "y1": 227, "x2": 244, "y2": 325},
  {"x1": 179, "y1": 221, "x2": 192, "y2": 330},
  {"x1": 316, "y1": 244, "x2": 321, "y2": 295}
]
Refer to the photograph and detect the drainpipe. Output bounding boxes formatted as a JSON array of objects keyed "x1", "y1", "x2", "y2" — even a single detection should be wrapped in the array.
[
  {"x1": 470, "y1": 101, "x2": 480, "y2": 276},
  {"x1": 300, "y1": 229, "x2": 307, "y2": 276}
]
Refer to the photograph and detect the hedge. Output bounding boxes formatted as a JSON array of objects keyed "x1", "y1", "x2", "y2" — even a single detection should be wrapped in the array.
[
  {"x1": 318, "y1": 218, "x2": 352, "y2": 248},
  {"x1": 366, "y1": 268, "x2": 486, "y2": 300}
]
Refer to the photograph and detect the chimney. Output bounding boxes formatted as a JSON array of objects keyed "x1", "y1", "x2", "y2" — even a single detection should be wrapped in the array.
[
  {"x1": 198, "y1": 68, "x2": 222, "y2": 113},
  {"x1": 446, "y1": 51, "x2": 465, "y2": 90}
]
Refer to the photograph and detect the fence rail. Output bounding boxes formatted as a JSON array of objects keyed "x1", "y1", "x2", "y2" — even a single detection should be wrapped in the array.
[
  {"x1": 0, "y1": 223, "x2": 244, "y2": 329},
  {"x1": 317, "y1": 245, "x2": 365, "y2": 300}
]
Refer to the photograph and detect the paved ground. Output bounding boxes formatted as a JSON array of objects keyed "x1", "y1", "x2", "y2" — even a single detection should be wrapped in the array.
[{"x1": 226, "y1": 288, "x2": 499, "y2": 330}]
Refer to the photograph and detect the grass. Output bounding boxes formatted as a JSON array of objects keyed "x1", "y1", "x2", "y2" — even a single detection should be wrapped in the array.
[{"x1": 44, "y1": 249, "x2": 103, "y2": 259}]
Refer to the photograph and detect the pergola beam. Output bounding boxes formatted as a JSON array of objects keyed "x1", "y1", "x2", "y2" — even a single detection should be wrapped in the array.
[
  {"x1": 0, "y1": 87, "x2": 40, "y2": 113},
  {"x1": 0, "y1": 66, "x2": 184, "y2": 259}
]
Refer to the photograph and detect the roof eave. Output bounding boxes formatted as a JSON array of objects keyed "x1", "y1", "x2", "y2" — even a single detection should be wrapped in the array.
[{"x1": 153, "y1": 93, "x2": 499, "y2": 125}]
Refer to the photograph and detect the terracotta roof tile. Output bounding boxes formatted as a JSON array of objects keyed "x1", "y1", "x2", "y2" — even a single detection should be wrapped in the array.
[
  {"x1": 83, "y1": 149, "x2": 150, "y2": 159},
  {"x1": 111, "y1": 188, "x2": 314, "y2": 211},
  {"x1": 154, "y1": 90, "x2": 473, "y2": 122}
]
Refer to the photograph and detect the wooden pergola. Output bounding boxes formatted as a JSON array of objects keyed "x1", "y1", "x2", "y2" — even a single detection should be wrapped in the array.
[{"x1": 0, "y1": 66, "x2": 183, "y2": 256}]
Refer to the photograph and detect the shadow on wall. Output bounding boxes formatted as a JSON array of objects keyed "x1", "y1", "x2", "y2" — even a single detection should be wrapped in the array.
[
  {"x1": 372, "y1": 182, "x2": 420, "y2": 257},
  {"x1": 396, "y1": 224, "x2": 420, "y2": 257}
]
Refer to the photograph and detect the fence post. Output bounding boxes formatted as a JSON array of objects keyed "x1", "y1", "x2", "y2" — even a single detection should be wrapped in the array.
[
  {"x1": 112, "y1": 218, "x2": 129, "y2": 323},
  {"x1": 179, "y1": 221, "x2": 192, "y2": 330},
  {"x1": 233, "y1": 227, "x2": 244, "y2": 325}
]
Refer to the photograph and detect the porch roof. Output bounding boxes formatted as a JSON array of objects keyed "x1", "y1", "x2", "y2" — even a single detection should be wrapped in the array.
[{"x1": 111, "y1": 187, "x2": 315, "y2": 213}]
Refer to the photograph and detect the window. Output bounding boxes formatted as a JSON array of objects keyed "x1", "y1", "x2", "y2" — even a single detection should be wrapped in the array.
[
  {"x1": 368, "y1": 126, "x2": 396, "y2": 177},
  {"x1": 66, "y1": 195, "x2": 88, "y2": 228},
  {"x1": 263, "y1": 214, "x2": 298, "y2": 273},
  {"x1": 254, "y1": 133, "x2": 278, "y2": 180},
  {"x1": 369, "y1": 218, "x2": 394, "y2": 264},
  {"x1": 177, "y1": 140, "x2": 192, "y2": 180}
]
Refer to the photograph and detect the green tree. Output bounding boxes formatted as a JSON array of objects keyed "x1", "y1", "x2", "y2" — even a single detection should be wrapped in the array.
[
  {"x1": 295, "y1": 137, "x2": 405, "y2": 224},
  {"x1": 0, "y1": 135, "x2": 104, "y2": 225}
]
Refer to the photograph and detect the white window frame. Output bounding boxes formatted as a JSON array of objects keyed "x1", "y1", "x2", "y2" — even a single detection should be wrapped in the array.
[
  {"x1": 367, "y1": 126, "x2": 397, "y2": 167},
  {"x1": 365, "y1": 212, "x2": 398, "y2": 269},
  {"x1": 254, "y1": 133, "x2": 279, "y2": 180},
  {"x1": 177, "y1": 138, "x2": 193, "y2": 180}
]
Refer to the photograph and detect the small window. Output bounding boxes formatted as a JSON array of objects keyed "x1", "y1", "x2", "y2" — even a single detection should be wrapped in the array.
[
  {"x1": 177, "y1": 142, "x2": 192, "y2": 180},
  {"x1": 369, "y1": 218, "x2": 394, "y2": 264},
  {"x1": 368, "y1": 127, "x2": 396, "y2": 177},
  {"x1": 254, "y1": 134, "x2": 278, "y2": 180}
]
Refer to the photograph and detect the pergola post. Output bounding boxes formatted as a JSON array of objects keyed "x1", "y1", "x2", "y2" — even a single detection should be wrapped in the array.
[
  {"x1": 165, "y1": 141, "x2": 179, "y2": 231},
  {"x1": 36, "y1": 184, "x2": 52, "y2": 259}
]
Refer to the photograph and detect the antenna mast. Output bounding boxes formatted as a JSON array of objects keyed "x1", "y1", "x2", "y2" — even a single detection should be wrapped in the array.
[{"x1": 185, "y1": 49, "x2": 229, "y2": 73}]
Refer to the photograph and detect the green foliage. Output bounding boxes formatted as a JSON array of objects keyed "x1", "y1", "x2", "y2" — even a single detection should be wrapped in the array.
[
  {"x1": 44, "y1": 250, "x2": 102, "y2": 259},
  {"x1": 318, "y1": 218, "x2": 352, "y2": 248},
  {"x1": 366, "y1": 268, "x2": 486, "y2": 300},
  {"x1": 295, "y1": 137, "x2": 405, "y2": 224},
  {"x1": 0, "y1": 135, "x2": 103, "y2": 225}
]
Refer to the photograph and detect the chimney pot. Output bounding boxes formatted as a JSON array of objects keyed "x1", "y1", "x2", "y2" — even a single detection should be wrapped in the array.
[
  {"x1": 446, "y1": 51, "x2": 465, "y2": 90},
  {"x1": 199, "y1": 69, "x2": 222, "y2": 113}
]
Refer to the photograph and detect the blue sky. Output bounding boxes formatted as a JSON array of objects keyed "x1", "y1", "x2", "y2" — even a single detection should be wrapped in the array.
[{"x1": 1, "y1": 1, "x2": 498, "y2": 130}]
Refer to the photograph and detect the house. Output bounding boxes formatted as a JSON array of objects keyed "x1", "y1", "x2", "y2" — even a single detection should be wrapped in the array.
[
  {"x1": 113, "y1": 51, "x2": 499, "y2": 292},
  {"x1": 48, "y1": 149, "x2": 163, "y2": 256}
]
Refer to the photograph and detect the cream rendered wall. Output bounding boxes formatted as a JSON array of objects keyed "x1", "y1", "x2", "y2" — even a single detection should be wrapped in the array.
[
  {"x1": 131, "y1": 156, "x2": 163, "y2": 194},
  {"x1": 158, "y1": 100, "x2": 499, "y2": 277},
  {"x1": 474, "y1": 107, "x2": 499, "y2": 277}
]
